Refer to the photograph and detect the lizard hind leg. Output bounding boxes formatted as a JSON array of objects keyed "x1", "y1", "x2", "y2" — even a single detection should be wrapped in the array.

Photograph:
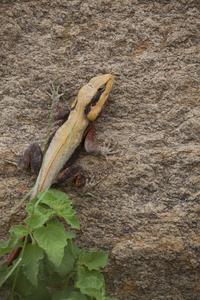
[
  {"x1": 18, "y1": 143, "x2": 43, "y2": 175},
  {"x1": 53, "y1": 165, "x2": 86, "y2": 188}
]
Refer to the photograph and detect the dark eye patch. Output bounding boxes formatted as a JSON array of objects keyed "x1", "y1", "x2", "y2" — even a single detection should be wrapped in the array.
[
  {"x1": 92, "y1": 85, "x2": 106, "y2": 103},
  {"x1": 84, "y1": 84, "x2": 106, "y2": 115}
]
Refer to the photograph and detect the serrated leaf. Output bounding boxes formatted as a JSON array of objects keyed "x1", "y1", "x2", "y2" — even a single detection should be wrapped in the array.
[
  {"x1": 26, "y1": 201, "x2": 36, "y2": 215},
  {"x1": 0, "y1": 240, "x2": 12, "y2": 256},
  {"x1": 39, "y1": 189, "x2": 72, "y2": 209},
  {"x1": 79, "y1": 250, "x2": 108, "y2": 270},
  {"x1": 66, "y1": 231, "x2": 76, "y2": 240},
  {"x1": 22, "y1": 244, "x2": 44, "y2": 286},
  {"x1": 40, "y1": 189, "x2": 80, "y2": 229},
  {"x1": 26, "y1": 199, "x2": 52, "y2": 215},
  {"x1": 61, "y1": 210, "x2": 80, "y2": 230},
  {"x1": 75, "y1": 266, "x2": 105, "y2": 300},
  {"x1": 25, "y1": 203, "x2": 54, "y2": 229},
  {"x1": 3, "y1": 225, "x2": 28, "y2": 256},
  {"x1": 0, "y1": 234, "x2": 23, "y2": 256},
  {"x1": 33, "y1": 189, "x2": 50, "y2": 207},
  {"x1": 33, "y1": 220, "x2": 68, "y2": 267},
  {"x1": 10, "y1": 224, "x2": 29, "y2": 239}
]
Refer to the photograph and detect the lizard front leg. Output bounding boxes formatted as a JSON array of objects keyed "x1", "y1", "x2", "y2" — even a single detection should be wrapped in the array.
[{"x1": 84, "y1": 125, "x2": 113, "y2": 156}]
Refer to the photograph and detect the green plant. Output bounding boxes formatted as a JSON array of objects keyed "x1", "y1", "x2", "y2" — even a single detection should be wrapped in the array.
[{"x1": 0, "y1": 189, "x2": 117, "y2": 300}]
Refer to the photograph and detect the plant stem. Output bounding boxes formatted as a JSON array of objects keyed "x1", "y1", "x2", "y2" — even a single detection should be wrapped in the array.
[{"x1": 34, "y1": 189, "x2": 48, "y2": 208}]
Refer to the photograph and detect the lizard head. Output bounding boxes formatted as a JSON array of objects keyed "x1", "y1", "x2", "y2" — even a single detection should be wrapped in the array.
[{"x1": 71, "y1": 74, "x2": 114, "y2": 121}]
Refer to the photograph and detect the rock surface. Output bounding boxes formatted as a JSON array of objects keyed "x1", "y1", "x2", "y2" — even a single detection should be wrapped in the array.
[{"x1": 0, "y1": 0, "x2": 200, "y2": 299}]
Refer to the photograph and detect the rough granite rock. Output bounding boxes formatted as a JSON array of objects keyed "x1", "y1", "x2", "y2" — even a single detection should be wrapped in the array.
[{"x1": 0, "y1": 0, "x2": 200, "y2": 299}]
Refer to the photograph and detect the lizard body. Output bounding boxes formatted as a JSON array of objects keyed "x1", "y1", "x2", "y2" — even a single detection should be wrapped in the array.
[{"x1": 31, "y1": 74, "x2": 114, "y2": 198}]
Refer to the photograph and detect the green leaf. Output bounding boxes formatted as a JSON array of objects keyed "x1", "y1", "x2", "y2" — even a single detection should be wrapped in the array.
[
  {"x1": 66, "y1": 231, "x2": 76, "y2": 240},
  {"x1": 79, "y1": 250, "x2": 108, "y2": 271},
  {"x1": 40, "y1": 257, "x2": 67, "y2": 287},
  {"x1": 43, "y1": 188, "x2": 72, "y2": 201},
  {"x1": 26, "y1": 201, "x2": 38, "y2": 215},
  {"x1": 52, "y1": 289, "x2": 89, "y2": 300},
  {"x1": 60, "y1": 211, "x2": 80, "y2": 230},
  {"x1": 22, "y1": 287, "x2": 50, "y2": 300},
  {"x1": 66, "y1": 291, "x2": 89, "y2": 300},
  {"x1": 68, "y1": 240, "x2": 80, "y2": 258},
  {"x1": 52, "y1": 288, "x2": 71, "y2": 300},
  {"x1": 1, "y1": 225, "x2": 27, "y2": 256},
  {"x1": 53, "y1": 245, "x2": 75, "y2": 277},
  {"x1": 33, "y1": 220, "x2": 68, "y2": 267},
  {"x1": 40, "y1": 189, "x2": 80, "y2": 229},
  {"x1": 14, "y1": 268, "x2": 50, "y2": 300},
  {"x1": 0, "y1": 233, "x2": 24, "y2": 256},
  {"x1": 0, "y1": 240, "x2": 12, "y2": 256},
  {"x1": 14, "y1": 268, "x2": 34, "y2": 297},
  {"x1": 39, "y1": 189, "x2": 72, "y2": 209},
  {"x1": 75, "y1": 266, "x2": 105, "y2": 300},
  {"x1": 10, "y1": 224, "x2": 29, "y2": 239},
  {"x1": 22, "y1": 244, "x2": 44, "y2": 286},
  {"x1": 25, "y1": 203, "x2": 54, "y2": 229}
]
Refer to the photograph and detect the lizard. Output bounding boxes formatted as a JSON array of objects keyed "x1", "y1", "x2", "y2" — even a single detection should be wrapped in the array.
[
  {"x1": 19, "y1": 73, "x2": 114, "y2": 199},
  {"x1": 6, "y1": 74, "x2": 114, "y2": 266}
]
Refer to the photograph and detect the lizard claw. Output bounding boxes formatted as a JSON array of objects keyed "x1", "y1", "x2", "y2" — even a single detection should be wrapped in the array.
[
  {"x1": 48, "y1": 84, "x2": 64, "y2": 102},
  {"x1": 100, "y1": 140, "x2": 118, "y2": 157},
  {"x1": 86, "y1": 176, "x2": 97, "y2": 189}
]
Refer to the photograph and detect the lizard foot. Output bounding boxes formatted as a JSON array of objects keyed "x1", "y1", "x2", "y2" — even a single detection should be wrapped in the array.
[
  {"x1": 85, "y1": 175, "x2": 104, "y2": 191},
  {"x1": 100, "y1": 140, "x2": 118, "y2": 158},
  {"x1": 48, "y1": 84, "x2": 64, "y2": 103},
  {"x1": 86, "y1": 176, "x2": 97, "y2": 189}
]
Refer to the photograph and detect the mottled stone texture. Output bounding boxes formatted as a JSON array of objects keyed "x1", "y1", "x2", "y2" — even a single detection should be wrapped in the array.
[{"x1": 0, "y1": 0, "x2": 200, "y2": 299}]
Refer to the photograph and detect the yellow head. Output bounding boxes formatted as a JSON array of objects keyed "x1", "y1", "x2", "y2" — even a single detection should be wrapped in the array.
[{"x1": 71, "y1": 74, "x2": 114, "y2": 121}]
